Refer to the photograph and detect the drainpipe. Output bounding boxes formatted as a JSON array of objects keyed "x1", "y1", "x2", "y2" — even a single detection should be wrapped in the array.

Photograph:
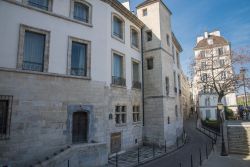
[{"x1": 141, "y1": 27, "x2": 145, "y2": 126}]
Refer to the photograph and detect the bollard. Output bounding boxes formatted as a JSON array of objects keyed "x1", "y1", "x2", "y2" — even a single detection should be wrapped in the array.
[
  {"x1": 165, "y1": 140, "x2": 167, "y2": 153},
  {"x1": 206, "y1": 144, "x2": 208, "y2": 159},
  {"x1": 68, "y1": 160, "x2": 69, "y2": 167},
  {"x1": 191, "y1": 154, "x2": 193, "y2": 167},
  {"x1": 153, "y1": 143, "x2": 155, "y2": 157},
  {"x1": 138, "y1": 146, "x2": 140, "y2": 164},
  {"x1": 179, "y1": 162, "x2": 182, "y2": 167},
  {"x1": 199, "y1": 148, "x2": 202, "y2": 166},
  {"x1": 177, "y1": 137, "x2": 179, "y2": 148},
  {"x1": 116, "y1": 153, "x2": 118, "y2": 167}
]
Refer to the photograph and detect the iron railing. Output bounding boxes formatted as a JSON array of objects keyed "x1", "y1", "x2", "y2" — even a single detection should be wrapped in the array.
[
  {"x1": 132, "y1": 81, "x2": 141, "y2": 89},
  {"x1": 23, "y1": 61, "x2": 43, "y2": 72},
  {"x1": 112, "y1": 76, "x2": 126, "y2": 86}
]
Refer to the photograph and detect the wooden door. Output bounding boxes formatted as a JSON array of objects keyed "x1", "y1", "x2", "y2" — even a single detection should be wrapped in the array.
[
  {"x1": 72, "y1": 112, "x2": 88, "y2": 143},
  {"x1": 111, "y1": 132, "x2": 121, "y2": 153}
]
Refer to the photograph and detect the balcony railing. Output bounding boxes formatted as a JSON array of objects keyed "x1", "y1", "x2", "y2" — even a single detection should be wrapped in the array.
[
  {"x1": 112, "y1": 76, "x2": 126, "y2": 86},
  {"x1": 22, "y1": 61, "x2": 43, "y2": 72},
  {"x1": 132, "y1": 81, "x2": 141, "y2": 89},
  {"x1": 71, "y1": 68, "x2": 86, "y2": 76}
]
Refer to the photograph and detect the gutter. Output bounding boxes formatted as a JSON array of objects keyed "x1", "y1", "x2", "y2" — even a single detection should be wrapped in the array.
[{"x1": 141, "y1": 27, "x2": 145, "y2": 126}]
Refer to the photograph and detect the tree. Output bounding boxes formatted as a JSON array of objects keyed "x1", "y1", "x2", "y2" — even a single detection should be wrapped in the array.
[{"x1": 191, "y1": 46, "x2": 250, "y2": 104}]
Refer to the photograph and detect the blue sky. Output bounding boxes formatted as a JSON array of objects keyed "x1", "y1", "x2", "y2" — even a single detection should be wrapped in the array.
[{"x1": 130, "y1": 0, "x2": 250, "y2": 76}]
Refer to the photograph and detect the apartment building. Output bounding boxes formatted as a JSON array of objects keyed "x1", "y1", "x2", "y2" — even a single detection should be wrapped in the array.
[{"x1": 192, "y1": 31, "x2": 237, "y2": 120}]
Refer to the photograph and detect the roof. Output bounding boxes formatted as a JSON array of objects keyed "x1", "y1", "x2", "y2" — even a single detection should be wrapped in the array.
[
  {"x1": 172, "y1": 32, "x2": 183, "y2": 52},
  {"x1": 136, "y1": 0, "x2": 172, "y2": 15},
  {"x1": 101, "y1": 0, "x2": 144, "y2": 28},
  {"x1": 194, "y1": 35, "x2": 229, "y2": 50}
]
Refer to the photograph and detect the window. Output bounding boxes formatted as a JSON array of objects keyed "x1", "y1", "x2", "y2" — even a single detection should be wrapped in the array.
[
  {"x1": 27, "y1": 0, "x2": 50, "y2": 11},
  {"x1": 201, "y1": 62, "x2": 206, "y2": 70},
  {"x1": 147, "y1": 58, "x2": 153, "y2": 70},
  {"x1": 173, "y1": 71, "x2": 177, "y2": 92},
  {"x1": 221, "y1": 71, "x2": 226, "y2": 80},
  {"x1": 131, "y1": 28, "x2": 139, "y2": 49},
  {"x1": 165, "y1": 77, "x2": 169, "y2": 96},
  {"x1": 67, "y1": 37, "x2": 91, "y2": 78},
  {"x1": 112, "y1": 52, "x2": 125, "y2": 86},
  {"x1": 112, "y1": 14, "x2": 124, "y2": 40},
  {"x1": 73, "y1": 2, "x2": 89, "y2": 23},
  {"x1": 17, "y1": 25, "x2": 50, "y2": 72},
  {"x1": 200, "y1": 51, "x2": 205, "y2": 58},
  {"x1": 146, "y1": 31, "x2": 152, "y2": 41},
  {"x1": 168, "y1": 116, "x2": 170, "y2": 124},
  {"x1": 178, "y1": 74, "x2": 181, "y2": 90},
  {"x1": 172, "y1": 45, "x2": 175, "y2": 62},
  {"x1": 132, "y1": 61, "x2": 141, "y2": 89},
  {"x1": 166, "y1": 34, "x2": 170, "y2": 46},
  {"x1": 218, "y1": 48, "x2": 223, "y2": 55},
  {"x1": 133, "y1": 106, "x2": 140, "y2": 122},
  {"x1": 175, "y1": 105, "x2": 178, "y2": 119},
  {"x1": 143, "y1": 8, "x2": 147, "y2": 16},
  {"x1": 201, "y1": 73, "x2": 207, "y2": 82},
  {"x1": 0, "y1": 96, "x2": 13, "y2": 140},
  {"x1": 71, "y1": 42, "x2": 87, "y2": 76},
  {"x1": 219, "y1": 59, "x2": 225, "y2": 67},
  {"x1": 205, "y1": 97, "x2": 210, "y2": 106},
  {"x1": 206, "y1": 110, "x2": 211, "y2": 120},
  {"x1": 115, "y1": 106, "x2": 126, "y2": 124},
  {"x1": 176, "y1": 51, "x2": 180, "y2": 68}
]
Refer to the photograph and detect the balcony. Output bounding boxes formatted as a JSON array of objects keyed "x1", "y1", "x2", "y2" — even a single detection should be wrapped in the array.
[
  {"x1": 132, "y1": 81, "x2": 141, "y2": 89},
  {"x1": 112, "y1": 76, "x2": 126, "y2": 86}
]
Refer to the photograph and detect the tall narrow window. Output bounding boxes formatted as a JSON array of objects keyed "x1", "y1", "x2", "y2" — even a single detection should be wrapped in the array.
[
  {"x1": 133, "y1": 106, "x2": 140, "y2": 122},
  {"x1": 132, "y1": 61, "x2": 141, "y2": 89},
  {"x1": 146, "y1": 31, "x2": 152, "y2": 41},
  {"x1": 147, "y1": 58, "x2": 153, "y2": 70},
  {"x1": 219, "y1": 59, "x2": 225, "y2": 67},
  {"x1": 131, "y1": 28, "x2": 139, "y2": 48},
  {"x1": 74, "y1": 2, "x2": 89, "y2": 23},
  {"x1": 172, "y1": 45, "x2": 175, "y2": 61},
  {"x1": 166, "y1": 34, "x2": 170, "y2": 46},
  {"x1": 221, "y1": 71, "x2": 226, "y2": 80},
  {"x1": 71, "y1": 42, "x2": 87, "y2": 76},
  {"x1": 113, "y1": 15, "x2": 124, "y2": 40},
  {"x1": 166, "y1": 77, "x2": 169, "y2": 96},
  {"x1": 23, "y1": 31, "x2": 45, "y2": 72},
  {"x1": 28, "y1": 0, "x2": 49, "y2": 10},
  {"x1": 174, "y1": 71, "x2": 177, "y2": 92},
  {"x1": 218, "y1": 48, "x2": 223, "y2": 55},
  {"x1": 176, "y1": 52, "x2": 180, "y2": 68},
  {"x1": 201, "y1": 73, "x2": 207, "y2": 82},
  {"x1": 200, "y1": 51, "x2": 205, "y2": 58},
  {"x1": 175, "y1": 105, "x2": 178, "y2": 119},
  {"x1": 112, "y1": 53, "x2": 125, "y2": 86},
  {"x1": 0, "y1": 96, "x2": 13, "y2": 139},
  {"x1": 143, "y1": 9, "x2": 147, "y2": 16},
  {"x1": 178, "y1": 74, "x2": 181, "y2": 93}
]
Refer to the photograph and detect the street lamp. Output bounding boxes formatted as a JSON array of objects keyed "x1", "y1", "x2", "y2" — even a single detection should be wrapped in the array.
[
  {"x1": 240, "y1": 68, "x2": 248, "y2": 108},
  {"x1": 217, "y1": 102, "x2": 227, "y2": 156}
]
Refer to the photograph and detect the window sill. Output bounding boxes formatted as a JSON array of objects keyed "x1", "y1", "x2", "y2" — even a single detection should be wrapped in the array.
[
  {"x1": 111, "y1": 84, "x2": 127, "y2": 89},
  {"x1": 115, "y1": 123, "x2": 127, "y2": 127},
  {"x1": 132, "y1": 122, "x2": 142, "y2": 126},
  {"x1": 4, "y1": 0, "x2": 93, "y2": 28},
  {"x1": 131, "y1": 45, "x2": 140, "y2": 52},
  {"x1": 111, "y1": 34, "x2": 125, "y2": 44},
  {"x1": 132, "y1": 87, "x2": 141, "y2": 91}
]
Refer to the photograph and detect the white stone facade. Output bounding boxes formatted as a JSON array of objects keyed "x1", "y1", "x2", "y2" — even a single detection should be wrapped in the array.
[{"x1": 192, "y1": 31, "x2": 237, "y2": 120}]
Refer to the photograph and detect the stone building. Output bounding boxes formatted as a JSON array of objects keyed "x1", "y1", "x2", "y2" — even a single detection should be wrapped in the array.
[
  {"x1": 192, "y1": 31, "x2": 237, "y2": 120},
  {"x1": 0, "y1": 0, "x2": 187, "y2": 166},
  {"x1": 136, "y1": 0, "x2": 184, "y2": 146}
]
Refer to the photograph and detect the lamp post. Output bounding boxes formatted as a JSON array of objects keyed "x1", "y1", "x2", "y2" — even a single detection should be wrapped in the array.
[
  {"x1": 217, "y1": 103, "x2": 227, "y2": 156},
  {"x1": 240, "y1": 68, "x2": 248, "y2": 108}
]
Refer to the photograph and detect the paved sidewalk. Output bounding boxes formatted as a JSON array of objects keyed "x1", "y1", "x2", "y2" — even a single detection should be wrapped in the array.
[{"x1": 202, "y1": 139, "x2": 250, "y2": 167}]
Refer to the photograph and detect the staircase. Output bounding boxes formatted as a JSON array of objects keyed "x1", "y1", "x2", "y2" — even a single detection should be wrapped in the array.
[{"x1": 227, "y1": 122, "x2": 250, "y2": 155}]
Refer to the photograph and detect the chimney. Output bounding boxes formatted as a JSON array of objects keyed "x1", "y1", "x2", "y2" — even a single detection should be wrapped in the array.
[
  {"x1": 119, "y1": 0, "x2": 131, "y2": 11},
  {"x1": 204, "y1": 32, "x2": 208, "y2": 38}
]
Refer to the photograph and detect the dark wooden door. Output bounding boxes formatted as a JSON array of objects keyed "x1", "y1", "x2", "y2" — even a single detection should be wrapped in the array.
[
  {"x1": 111, "y1": 132, "x2": 121, "y2": 153},
  {"x1": 72, "y1": 112, "x2": 88, "y2": 143}
]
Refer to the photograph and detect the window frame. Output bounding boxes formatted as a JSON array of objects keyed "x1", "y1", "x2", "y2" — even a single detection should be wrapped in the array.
[
  {"x1": 130, "y1": 26, "x2": 140, "y2": 51},
  {"x1": 147, "y1": 57, "x2": 153, "y2": 70},
  {"x1": 111, "y1": 13, "x2": 125, "y2": 43},
  {"x1": 146, "y1": 30, "x2": 152, "y2": 42},
  {"x1": 132, "y1": 105, "x2": 141, "y2": 123},
  {"x1": 111, "y1": 50, "x2": 126, "y2": 87},
  {"x1": 67, "y1": 36, "x2": 91, "y2": 79},
  {"x1": 70, "y1": 0, "x2": 92, "y2": 25},
  {"x1": 17, "y1": 24, "x2": 50, "y2": 73},
  {"x1": 142, "y1": 8, "x2": 147, "y2": 16},
  {"x1": 115, "y1": 105, "x2": 127, "y2": 125},
  {"x1": 166, "y1": 34, "x2": 170, "y2": 46},
  {"x1": 0, "y1": 95, "x2": 13, "y2": 140},
  {"x1": 23, "y1": 0, "x2": 53, "y2": 11},
  {"x1": 132, "y1": 59, "x2": 141, "y2": 89}
]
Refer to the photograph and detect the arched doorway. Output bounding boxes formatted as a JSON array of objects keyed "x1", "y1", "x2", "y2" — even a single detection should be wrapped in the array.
[{"x1": 72, "y1": 111, "x2": 88, "y2": 143}]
